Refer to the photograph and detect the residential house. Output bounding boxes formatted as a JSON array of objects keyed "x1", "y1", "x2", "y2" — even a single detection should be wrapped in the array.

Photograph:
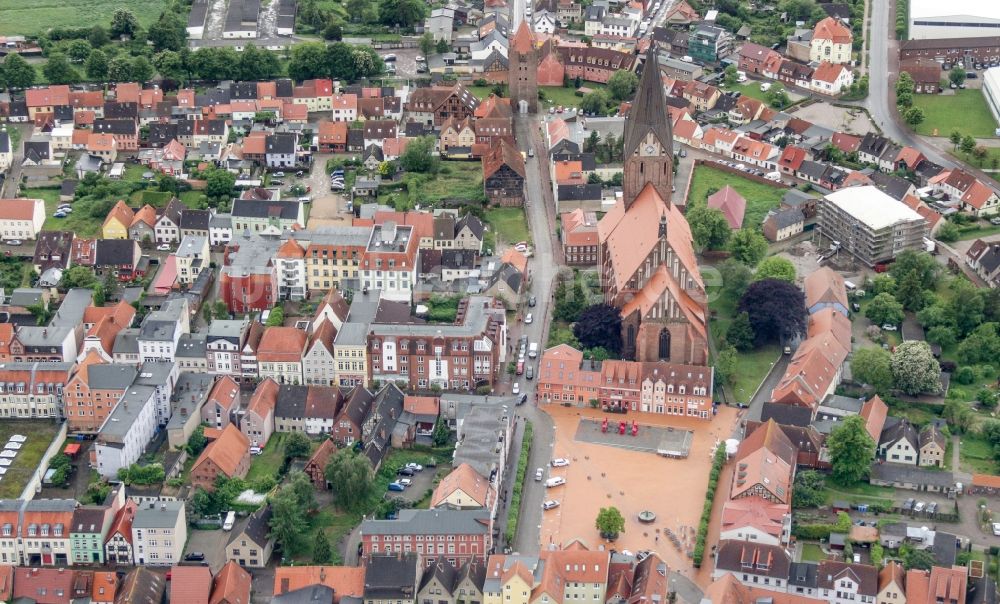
[
  {"x1": 302, "y1": 320, "x2": 338, "y2": 386},
  {"x1": 71, "y1": 506, "x2": 114, "y2": 565},
  {"x1": 94, "y1": 386, "x2": 158, "y2": 478},
  {"x1": 363, "y1": 553, "x2": 421, "y2": 604},
  {"x1": 169, "y1": 566, "x2": 212, "y2": 604},
  {"x1": 810, "y1": 17, "x2": 853, "y2": 64},
  {"x1": 816, "y1": 561, "x2": 878, "y2": 604},
  {"x1": 762, "y1": 208, "x2": 805, "y2": 242},
  {"x1": 191, "y1": 424, "x2": 251, "y2": 491},
  {"x1": 257, "y1": 327, "x2": 308, "y2": 385},
  {"x1": 918, "y1": 424, "x2": 946, "y2": 468},
  {"x1": 211, "y1": 561, "x2": 252, "y2": 604},
  {"x1": 0, "y1": 197, "x2": 45, "y2": 241},
  {"x1": 226, "y1": 506, "x2": 274, "y2": 568},
  {"x1": 19, "y1": 499, "x2": 76, "y2": 566},
  {"x1": 967, "y1": 238, "x2": 1000, "y2": 288},
  {"x1": 332, "y1": 386, "x2": 375, "y2": 445},
  {"x1": 104, "y1": 500, "x2": 137, "y2": 565},
  {"x1": 155, "y1": 198, "x2": 186, "y2": 244},
  {"x1": 360, "y1": 509, "x2": 491, "y2": 566},
  {"x1": 482, "y1": 141, "x2": 525, "y2": 206},
  {"x1": 175, "y1": 235, "x2": 210, "y2": 285},
  {"x1": 131, "y1": 500, "x2": 186, "y2": 566},
  {"x1": 712, "y1": 541, "x2": 791, "y2": 592},
  {"x1": 880, "y1": 421, "x2": 920, "y2": 465},
  {"x1": 241, "y1": 378, "x2": 278, "y2": 448},
  {"x1": 430, "y1": 463, "x2": 496, "y2": 512}
]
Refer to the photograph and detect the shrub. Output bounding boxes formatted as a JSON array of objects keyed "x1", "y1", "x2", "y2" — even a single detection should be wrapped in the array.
[
  {"x1": 693, "y1": 446, "x2": 727, "y2": 567},
  {"x1": 504, "y1": 421, "x2": 533, "y2": 543},
  {"x1": 954, "y1": 366, "x2": 976, "y2": 384}
]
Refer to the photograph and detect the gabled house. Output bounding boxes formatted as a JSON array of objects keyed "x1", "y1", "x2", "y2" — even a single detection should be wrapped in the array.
[
  {"x1": 226, "y1": 506, "x2": 274, "y2": 568},
  {"x1": 482, "y1": 140, "x2": 525, "y2": 206},
  {"x1": 191, "y1": 424, "x2": 252, "y2": 491},
  {"x1": 241, "y1": 377, "x2": 278, "y2": 448},
  {"x1": 879, "y1": 420, "x2": 920, "y2": 466}
]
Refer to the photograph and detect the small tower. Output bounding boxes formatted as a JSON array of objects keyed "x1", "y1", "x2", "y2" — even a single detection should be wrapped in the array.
[
  {"x1": 508, "y1": 23, "x2": 538, "y2": 114},
  {"x1": 622, "y1": 47, "x2": 674, "y2": 207}
]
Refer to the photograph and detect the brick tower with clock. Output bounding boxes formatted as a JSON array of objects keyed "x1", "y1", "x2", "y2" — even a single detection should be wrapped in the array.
[{"x1": 622, "y1": 47, "x2": 674, "y2": 207}]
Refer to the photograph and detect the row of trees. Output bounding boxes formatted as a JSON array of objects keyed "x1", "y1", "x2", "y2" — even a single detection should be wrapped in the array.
[{"x1": 895, "y1": 72, "x2": 925, "y2": 127}]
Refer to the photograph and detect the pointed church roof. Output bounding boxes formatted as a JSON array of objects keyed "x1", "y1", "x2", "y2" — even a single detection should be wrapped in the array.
[
  {"x1": 511, "y1": 22, "x2": 536, "y2": 54},
  {"x1": 622, "y1": 48, "x2": 672, "y2": 159}
]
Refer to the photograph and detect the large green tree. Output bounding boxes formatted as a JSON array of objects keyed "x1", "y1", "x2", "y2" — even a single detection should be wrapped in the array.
[
  {"x1": 687, "y1": 205, "x2": 731, "y2": 250},
  {"x1": 737, "y1": 279, "x2": 807, "y2": 345},
  {"x1": 827, "y1": 416, "x2": 876, "y2": 484},
  {"x1": 106, "y1": 56, "x2": 134, "y2": 82},
  {"x1": 607, "y1": 70, "x2": 639, "y2": 101},
  {"x1": 399, "y1": 136, "x2": 439, "y2": 173},
  {"x1": 728, "y1": 229, "x2": 768, "y2": 266},
  {"x1": 85, "y1": 49, "x2": 109, "y2": 80},
  {"x1": 792, "y1": 470, "x2": 827, "y2": 508},
  {"x1": 379, "y1": 0, "x2": 426, "y2": 28},
  {"x1": 148, "y1": 11, "x2": 187, "y2": 51},
  {"x1": 851, "y1": 347, "x2": 893, "y2": 395},
  {"x1": 865, "y1": 293, "x2": 904, "y2": 327},
  {"x1": 572, "y1": 304, "x2": 622, "y2": 353},
  {"x1": 595, "y1": 506, "x2": 625, "y2": 538},
  {"x1": 288, "y1": 42, "x2": 329, "y2": 81},
  {"x1": 3, "y1": 53, "x2": 35, "y2": 89},
  {"x1": 284, "y1": 433, "x2": 312, "y2": 460},
  {"x1": 110, "y1": 8, "x2": 140, "y2": 38},
  {"x1": 580, "y1": 90, "x2": 609, "y2": 116},
  {"x1": 324, "y1": 449, "x2": 376, "y2": 512},
  {"x1": 753, "y1": 257, "x2": 796, "y2": 283},
  {"x1": 891, "y1": 341, "x2": 941, "y2": 395}
]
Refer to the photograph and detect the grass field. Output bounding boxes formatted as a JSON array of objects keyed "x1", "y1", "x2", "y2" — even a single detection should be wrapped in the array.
[
  {"x1": 708, "y1": 290, "x2": 780, "y2": 404},
  {"x1": 0, "y1": 0, "x2": 167, "y2": 35},
  {"x1": 959, "y1": 434, "x2": 997, "y2": 475},
  {"x1": 913, "y1": 90, "x2": 998, "y2": 138},
  {"x1": 485, "y1": 208, "x2": 530, "y2": 247},
  {"x1": 687, "y1": 165, "x2": 786, "y2": 229},
  {"x1": 245, "y1": 433, "x2": 292, "y2": 485},
  {"x1": 0, "y1": 421, "x2": 62, "y2": 499},
  {"x1": 25, "y1": 187, "x2": 104, "y2": 238},
  {"x1": 466, "y1": 84, "x2": 608, "y2": 110},
  {"x1": 800, "y1": 543, "x2": 827, "y2": 562}
]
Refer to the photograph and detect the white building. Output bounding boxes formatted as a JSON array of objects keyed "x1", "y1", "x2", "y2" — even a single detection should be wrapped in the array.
[
  {"x1": 174, "y1": 235, "x2": 210, "y2": 285},
  {"x1": 137, "y1": 299, "x2": 189, "y2": 363},
  {"x1": 983, "y1": 67, "x2": 1000, "y2": 130},
  {"x1": 0, "y1": 198, "x2": 45, "y2": 241},
  {"x1": 95, "y1": 386, "x2": 158, "y2": 479},
  {"x1": 133, "y1": 361, "x2": 179, "y2": 427},
  {"x1": 131, "y1": 500, "x2": 187, "y2": 566},
  {"x1": 909, "y1": 0, "x2": 1000, "y2": 40},
  {"x1": 209, "y1": 214, "x2": 233, "y2": 247},
  {"x1": 276, "y1": 238, "x2": 307, "y2": 301}
]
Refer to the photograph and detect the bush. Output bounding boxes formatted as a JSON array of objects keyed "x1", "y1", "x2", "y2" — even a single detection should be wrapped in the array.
[
  {"x1": 954, "y1": 366, "x2": 976, "y2": 384},
  {"x1": 504, "y1": 421, "x2": 533, "y2": 543},
  {"x1": 693, "y1": 446, "x2": 727, "y2": 567}
]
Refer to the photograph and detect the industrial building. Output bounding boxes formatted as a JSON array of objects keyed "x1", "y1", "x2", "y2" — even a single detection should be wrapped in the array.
[{"x1": 909, "y1": 0, "x2": 1000, "y2": 40}]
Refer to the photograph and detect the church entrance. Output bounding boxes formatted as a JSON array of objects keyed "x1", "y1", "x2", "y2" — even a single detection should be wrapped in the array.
[{"x1": 518, "y1": 99, "x2": 529, "y2": 114}]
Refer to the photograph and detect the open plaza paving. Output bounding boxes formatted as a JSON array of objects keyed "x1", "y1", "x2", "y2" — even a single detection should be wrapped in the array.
[{"x1": 539, "y1": 404, "x2": 739, "y2": 574}]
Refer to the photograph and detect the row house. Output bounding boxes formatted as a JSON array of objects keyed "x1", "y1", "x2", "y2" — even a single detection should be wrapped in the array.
[
  {"x1": 440, "y1": 117, "x2": 476, "y2": 156},
  {"x1": 201, "y1": 375, "x2": 242, "y2": 429},
  {"x1": 131, "y1": 500, "x2": 186, "y2": 566},
  {"x1": 536, "y1": 344, "x2": 714, "y2": 418},
  {"x1": 241, "y1": 377, "x2": 278, "y2": 448},
  {"x1": 205, "y1": 319, "x2": 250, "y2": 380},
  {"x1": 731, "y1": 137, "x2": 778, "y2": 170},
  {"x1": 303, "y1": 319, "x2": 338, "y2": 386},
  {"x1": 556, "y1": 46, "x2": 637, "y2": 84},
  {"x1": 94, "y1": 385, "x2": 158, "y2": 478},
  {"x1": 291, "y1": 78, "x2": 335, "y2": 113},
  {"x1": 330, "y1": 93, "x2": 358, "y2": 122},
  {"x1": 176, "y1": 119, "x2": 228, "y2": 149},
  {"x1": 559, "y1": 209, "x2": 600, "y2": 266},
  {"x1": 739, "y1": 42, "x2": 782, "y2": 75},
  {"x1": 273, "y1": 384, "x2": 344, "y2": 434},
  {"x1": 930, "y1": 168, "x2": 1000, "y2": 217},
  {"x1": 295, "y1": 227, "x2": 371, "y2": 294},
  {"x1": 967, "y1": 238, "x2": 1000, "y2": 288},
  {"x1": 93, "y1": 119, "x2": 138, "y2": 151},
  {"x1": 360, "y1": 509, "x2": 491, "y2": 567},
  {"x1": 257, "y1": 326, "x2": 308, "y2": 385},
  {"x1": 368, "y1": 296, "x2": 507, "y2": 391},
  {"x1": 190, "y1": 424, "x2": 252, "y2": 491},
  {"x1": 0, "y1": 361, "x2": 73, "y2": 419},
  {"x1": 318, "y1": 120, "x2": 349, "y2": 153},
  {"x1": 220, "y1": 236, "x2": 278, "y2": 314},
  {"x1": 64, "y1": 354, "x2": 138, "y2": 433},
  {"x1": 483, "y1": 547, "x2": 610, "y2": 604}
]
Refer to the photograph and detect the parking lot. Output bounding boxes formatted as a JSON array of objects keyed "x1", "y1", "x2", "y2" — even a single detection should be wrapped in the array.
[
  {"x1": 184, "y1": 525, "x2": 230, "y2": 573},
  {"x1": 389, "y1": 461, "x2": 444, "y2": 503}
]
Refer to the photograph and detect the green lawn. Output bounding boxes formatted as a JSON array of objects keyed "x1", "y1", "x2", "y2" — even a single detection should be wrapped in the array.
[
  {"x1": 687, "y1": 165, "x2": 786, "y2": 229},
  {"x1": 0, "y1": 421, "x2": 62, "y2": 499},
  {"x1": 27, "y1": 187, "x2": 102, "y2": 238},
  {"x1": 0, "y1": 0, "x2": 166, "y2": 34},
  {"x1": 486, "y1": 208, "x2": 531, "y2": 247},
  {"x1": 820, "y1": 482, "x2": 896, "y2": 508},
  {"x1": 708, "y1": 291, "x2": 780, "y2": 404},
  {"x1": 959, "y1": 434, "x2": 997, "y2": 475},
  {"x1": 800, "y1": 543, "x2": 827, "y2": 562},
  {"x1": 721, "y1": 81, "x2": 771, "y2": 103},
  {"x1": 245, "y1": 433, "x2": 291, "y2": 485},
  {"x1": 466, "y1": 84, "x2": 607, "y2": 110},
  {"x1": 954, "y1": 222, "x2": 1000, "y2": 241},
  {"x1": 912, "y1": 90, "x2": 998, "y2": 138}
]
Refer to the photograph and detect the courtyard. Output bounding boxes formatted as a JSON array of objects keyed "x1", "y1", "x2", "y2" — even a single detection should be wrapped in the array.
[
  {"x1": 0, "y1": 420, "x2": 63, "y2": 499},
  {"x1": 539, "y1": 404, "x2": 738, "y2": 575}
]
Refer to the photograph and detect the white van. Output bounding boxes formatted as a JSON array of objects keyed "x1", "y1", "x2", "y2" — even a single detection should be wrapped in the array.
[
  {"x1": 528, "y1": 342, "x2": 539, "y2": 358},
  {"x1": 545, "y1": 476, "x2": 566, "y2": 488},
  {"x1": 844, "y1": 280, "x2": 857, "y2": 291},
  {"x1": 223, "y1": 510, "x2": 236, "y2": 531}
]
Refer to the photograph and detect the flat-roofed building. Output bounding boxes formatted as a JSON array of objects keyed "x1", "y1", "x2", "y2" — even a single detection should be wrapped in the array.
[{"x1": 818, "y1": 186, "x2": 929, "y2": 267}]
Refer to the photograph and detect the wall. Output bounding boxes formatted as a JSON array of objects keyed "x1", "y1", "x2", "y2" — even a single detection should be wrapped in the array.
[{"x1": 27, "y1": 422, "x2": 69, "y2": 500}]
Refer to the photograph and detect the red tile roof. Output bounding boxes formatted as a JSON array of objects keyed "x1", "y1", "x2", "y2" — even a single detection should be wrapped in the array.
[
  {"x1": 169, "y1": 566, "x2": 212, "y2": 604},
  {"x1": 257, "y1": 327, "x2": 308, "y2": 361},
  {"x1": 813, "y1": 16, "x2": 852, "y2": 43}
]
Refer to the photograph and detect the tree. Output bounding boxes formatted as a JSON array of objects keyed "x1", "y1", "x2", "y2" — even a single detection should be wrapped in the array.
[
  {"x1": 974, "y1": 145, "x2": 989, "y2": 166},
  {"x1": 715, "y1": 346, "x2": 738, "y2": 387},
  {"x1": 379, "y1": 0, "x2": 426, "y2": 28},
  {"x1": 753, "y1": 257, "x2": 796, "y2": 283},
  {"x1": 324, "y1": 449, "x2": 376, "y2": 512},
  {"x1": 949, "y1": 130, "x2": 962, "y2": 150},
  {"x1": 110, "y1": 8, "x2": 140, "y2": 38},
  {"x1": 961, "y1": 134, "x2": 977, "y2": 155},
  {"x1": 607, "y1": 70, "x2": 639, "y2": 101},
  {"x1": 323, "y1": 20, "x2": 344, "y2": 41},
  {"x1": 269, "y1": 483, "x2": 310, "y2": 553},
  {"x1": 895, "y1": 90, "x2": 912, "y2": 108},
  {"x1": 66, "y1": 39, "x2": 93, "y2": 63},
  {"x1": 205, "y1": 168, "x2": 237, "y2": 199},
  {"x1": 88, "y1": 25, "x2": 111, "y2": 47},
  {"x1": 399, "y1": 136, "x2": 439, "y2": 173},
  {"x1": 288, "y1": 42, "x2": 328, "y2": 81},
  {"x1": 865, "y1": 293, "x2": 904, "y2": 327},
  {"x1": 738, "y1": 279, "x2": 807, "y2": 345},
  {"x1": 903, "y1": 106, "x2": 925, "y2": 127},
  {"x1": 949, "y1": 66, "x2": 966, "y2": 87},
  {"x1": 580, "y1": 90, "x2": 609, "y2": 116},
  {"x1": 686, "y1": 205, "x2": 731, "y2": 250},
  {"x1": 894, "y1": 270, "x2": 928, "y2": 311},
  {"x1": 726, "y1": 311, "x2": 755, "y2": 351},
  {"x1": 719, "y1": 258, "x2": 752, "y2": 302},
  {"x1": 573, "y1": 304, "x2": 622, "y2": 353},
  {"x1": 851, "y1": 347, "x2": 893, "y2": 394},
  {"x1": 27, "y1": 304, "x2": 53, "y2": 326},
  {"x1": 186, "y1": 425, "x2": 208, "y2": 456},
  {"x1": 871, "y1": 274, "x2": 897, "y2": 295},
  {"x1": 723, "y1": 64, "x2": 739, "y2": 86},
  {"x1": 827, "y1": 416, "x2": 876, "y2": 484},
  {"x1": 901, "y1": 544, "x2": 936, "y2": 570},
  {"x1": 106, "y1": 56, "x2": 134, "y2": 82},
  {"x1": 890, "y1": 250, "x2": 939, "y2": 290},
  {"x1": 266, "y1": 306, "x2": 284, "y2": 327},
  {"x1": 3, "y1": 53, "x2": 35, "y2": 89},
  {"x1": 153, "y1": 50, "x2": 183, "y2": 81},
  {"x1": 891, "y1": 341, "x2": 942, "y2": 395},
  {"x1": 312, "y1": 530, "x2": 333, "y2": 563},
  {"x1": 595, "y1": 506, "x2": 625, "y2": 538},
  {"x1": 895, "y1": 71, "x2": 914, "y2": 96},
  {"x1": 927, "y1": 325, "x2": 958, "y2": 348},
  {"x1": 131, "y1": 56, "x2": 154, "y2": 83},
  {"x1": 60, "y1": 266, "x2": 97, "y2": 289},
  {"x1": 792, "y1": 470, "x2": 827, "y2": 508},
  {"x1": 957, "y1": 323, "x2": 1000, "y2": 365},
  {"x1": 419, "y1": 32, "x2": 435, "y2": 57},
  {"x1": 728, "y1": 229, "x2": 768, "y2": 266},
  {"x1": 85, "y1": 49, "x2": 109, "y2": 80},
  {"x1": 943, "y1": 400, "x2": 975, "y2": 433},
  {"x1": 148, "y1": 11, "x2": 187, "y2": 52},
  {"x1": 353, "y1": 46, "x2": 383, "y2": 78},
  {"x1": 431, "y1": 417, "x2": 450, "y2": 447},
  {"x1": 285, "y1": 433, "x2": 312, "y2": 459},
  {"x1": 435, "y1": 39, "x2": 450, "y2": 54}
]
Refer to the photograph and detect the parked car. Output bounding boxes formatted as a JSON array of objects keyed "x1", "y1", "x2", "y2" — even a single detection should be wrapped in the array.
[
  {"x1": 405, "y1": 462, "x2": 423, "y2": 472},
  {"x1": 388, "y1": 482, "x2": 405, "y2": 492},
  {"x1": 399, "y1": 478, "x2": 412, "y2": 487},
  {"x1": 274, "y1": 171, "x2": 286, "y2": 177},
  {"x1": 528, "y1": 148, "x2": 534, "y2": 157},
  {"x1": 518, "y1": 393, "x2": 528, "y2": 406},
  {"x1": 993, "y1": 522, "x2": 1000, "y2": 536},
  {"x1": 545, "y1": 476, "x2": 566, "y2": 487},
  {"x1": 6, "y1": 240, "x2": 21, "y2": 246},
  {"x1": 526, "y1": 365, "x2": 534, "y2": 380},
  {"x1": 914, "y1": 501, "x2": 926, "y2": 512},
  {"x1": 396, "y1": 467, "x2": 415, "y2": 476},
  {"x1": 528, "y1": 296, "x2": 536, "y2": 307},
  {"x1": 551, "y1": 458, "x2": 570, "y2": 467},
  {"x1": 927, "y1": 502, "x2": 938, "y2": 514},
  {"x1": 383, "y1": 53, "x2": 396, "y2": 62},
  {"x1": 525, "y1": 313, "x2": 533, "y2": 324},
  {"x1": 185, "y1": 552, "x2": 206, "y2": 561},
  {"x1": 157, "y1": 244, "x2": 171, "y2": 251},
  {"x1": 881, "y1": 323, "x2": 898, "y2": 331},
  {"x1": 991, "y1": 217, "x2": 1000, "y2": 226},
  {"x1": 512, "y1": 382, "x2": 520, "y2": 395},
  {"x1": 542, "y1": 500, "x2": 560, "y2": 510},
  {"x1": 535, "y1": 468, "x2": 544, "y2": 481},
  {"x1": 903, "y1": 498, "x2": 915, "y2": 511}
]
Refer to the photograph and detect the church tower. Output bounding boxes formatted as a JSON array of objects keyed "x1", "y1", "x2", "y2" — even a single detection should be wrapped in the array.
[
  {"x1": 508, "y1": 23, "x2": 538, "y2": 114},
  {"x1": 622, "y1": 48, "x2": 674, "y2": 207}
]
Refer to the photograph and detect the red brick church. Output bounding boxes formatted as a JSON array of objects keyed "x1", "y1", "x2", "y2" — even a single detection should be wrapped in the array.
[{"x1": 598, "y1": 49, "x2": 709, "y2": 365}]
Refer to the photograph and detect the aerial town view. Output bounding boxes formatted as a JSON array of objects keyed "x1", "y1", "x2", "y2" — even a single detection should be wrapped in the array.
[{"x1": 3, "y1": 0, "x2": 1000, "y2": 601}]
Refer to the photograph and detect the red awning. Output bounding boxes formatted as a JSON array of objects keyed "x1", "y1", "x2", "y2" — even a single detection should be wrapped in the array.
[{"x1": 63, "y1": 443, "x2": 81, "y2": 456}]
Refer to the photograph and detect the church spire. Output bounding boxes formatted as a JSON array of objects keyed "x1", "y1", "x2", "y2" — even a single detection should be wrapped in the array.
[{"x1": 622, "y1": 46, "x2": 673, "y2": 159}]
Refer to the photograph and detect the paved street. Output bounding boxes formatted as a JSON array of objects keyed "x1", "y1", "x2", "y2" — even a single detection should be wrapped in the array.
[{"x1": 305, "y1": 152, "x2": 351, "y2": 227}]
